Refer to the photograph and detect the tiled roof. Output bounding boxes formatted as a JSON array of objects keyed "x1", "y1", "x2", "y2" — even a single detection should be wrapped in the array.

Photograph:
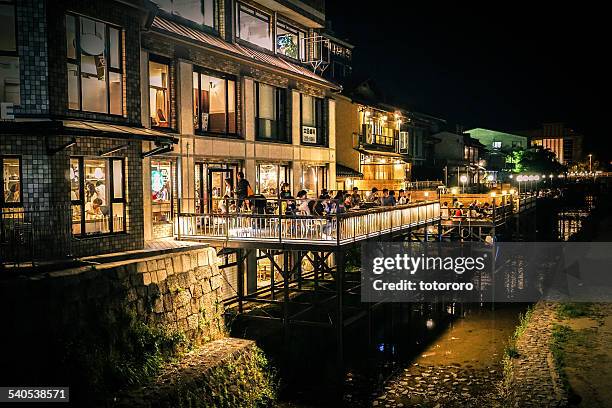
[
  {"x1": 336, "y1": 164, "x2": 363, "y2": 178},
  {"x1": 151, "y1": 16, "x2": 337, "y2": 88}
]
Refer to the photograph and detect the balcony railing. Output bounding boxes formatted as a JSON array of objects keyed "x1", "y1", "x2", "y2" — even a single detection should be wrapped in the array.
[{"x1": 176, "y1": 198, "x2": 440, "y2": 246}]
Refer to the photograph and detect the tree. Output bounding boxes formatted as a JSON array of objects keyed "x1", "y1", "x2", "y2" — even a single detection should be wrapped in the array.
[{"x1": 517, "y1": 146, "x2": 566, "y2": 174}]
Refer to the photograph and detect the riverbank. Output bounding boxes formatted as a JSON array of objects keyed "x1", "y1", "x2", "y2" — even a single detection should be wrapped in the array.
[
  {"x1": 551, "y1": 303, "x2": 612, "y2": 407},
  {"x1": 503, "y1": 302, "x2": 567, "y2": 407}
]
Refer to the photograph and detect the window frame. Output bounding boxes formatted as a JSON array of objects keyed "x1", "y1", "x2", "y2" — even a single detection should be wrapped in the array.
[
  {"x1": 275, "y1": 19, "x2": 305, "y2": 60},
  {"x1": 0, "y1": 0, "x2": 17, "y2": 56},
  {"x1": 148, "y1": 55, "x2": 173, "y2": 130},
  {"x1": 154, "y1": 0, "x2": 218, "y2": 30},
  {"x1": 70, "y1": 156, "x2": 127, "y2": 237},
  {"x1": 254, "y1": 82, "x2": 288, "y2": 143},
  {"x1": 65, "y1": 12, "x2": 124, "y2": 116},
  {"x1": 300, "y1": 94, "x2": 325, "y2": 146},
  {"x1": 193, "y1": 66, "x2": 238, "y2": 137},
  {"x1": 256, "y1": 162, "x2": 290, "y2": 197},
  {"x1": 0, "y1": 0, "x2": 19, "y2": 106},
  {"x1": 236, "y1": 2, "x2": 272, "y2": 51},
  {"x1": 0, "y1": 155, "x2": 22, "y2": 208}
]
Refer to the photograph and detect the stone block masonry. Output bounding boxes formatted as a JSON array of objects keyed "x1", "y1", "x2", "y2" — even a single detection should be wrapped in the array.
[{"x1": 0, "y1": 246, "x2": 226, "y2": 385}]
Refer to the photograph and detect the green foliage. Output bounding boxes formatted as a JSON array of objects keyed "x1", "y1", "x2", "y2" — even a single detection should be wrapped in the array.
[
  {"x1": 518, "y1": 146, "x2": 567, "y2": 174},
  {"x1": 503, "y1": 306, "x2": 534, "y2": 360},
  {"x1": 173, "y1": 346, "x2": 277, "y2": 408},
  {"x1": 61, "y1": 310, "x2": 188, "y2": 396},
  {"x1": 550, "y1": 324, "x2": 573, "y2": 387},
  {"x1": 504, "y1": 345, "x2": 519, "y2": 359},
  {"x1": 557, "y1": 302, "x2": 593, "y2": 319}
]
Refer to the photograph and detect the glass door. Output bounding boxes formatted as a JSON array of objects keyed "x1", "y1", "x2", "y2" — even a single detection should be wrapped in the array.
[{"x1": 208, "y1": 168, "x2": 234, "y2": 213}]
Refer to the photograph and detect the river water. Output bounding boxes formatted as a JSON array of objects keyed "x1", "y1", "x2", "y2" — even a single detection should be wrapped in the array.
[{"x1": 232, "y1": 187, "x2": 603, "y2": 407}]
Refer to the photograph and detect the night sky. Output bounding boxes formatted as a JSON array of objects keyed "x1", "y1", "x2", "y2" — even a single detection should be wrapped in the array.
[{"x1": 326, "y1": 3, "x2": 607, "y2": 163}]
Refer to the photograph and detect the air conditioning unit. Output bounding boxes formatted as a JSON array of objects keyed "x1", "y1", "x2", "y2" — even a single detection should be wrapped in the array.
[{"x1": 302, "y1": 126, "x2": 317, "y2": 143}]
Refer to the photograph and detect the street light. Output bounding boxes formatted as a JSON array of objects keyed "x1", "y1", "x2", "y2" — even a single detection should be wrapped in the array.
[{"x1": 460, "y1": 174, "x2": 468, "y2": 193}]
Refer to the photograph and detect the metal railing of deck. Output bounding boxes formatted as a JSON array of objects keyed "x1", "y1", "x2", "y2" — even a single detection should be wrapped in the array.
[
  {"x1": 1, "y1": 206, "x2": 72, "y2": 265},
  {"x1": 440, "y1": 193, "x2": 537, "y2": 225},
  {"x1": 175, "y1": 198, "x2": 440, "y2": 246}
]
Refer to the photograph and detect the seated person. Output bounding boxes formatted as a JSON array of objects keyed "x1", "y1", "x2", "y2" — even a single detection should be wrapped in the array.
[{"x1": 85, "y1": 198, "x2": 104, "y2": 218}]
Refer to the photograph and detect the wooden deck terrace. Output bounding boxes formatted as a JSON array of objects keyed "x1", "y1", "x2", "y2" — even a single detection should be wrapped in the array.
[
  {"x1": 440, "y1": 194, "x2": 537, "y2": 228},
  {"x1": 176, "y1": 200, "x2": 441, "y2": 249}
]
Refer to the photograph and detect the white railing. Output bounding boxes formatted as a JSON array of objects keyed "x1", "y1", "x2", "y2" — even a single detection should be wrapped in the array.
[{"x1": 176, "y1": 200, "x2": 440, "y2": 245}]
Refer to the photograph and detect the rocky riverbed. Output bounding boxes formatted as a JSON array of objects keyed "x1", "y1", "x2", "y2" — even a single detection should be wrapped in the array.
[{"x1": 371, "y1": 304, "x2": 526, "y2": 407}]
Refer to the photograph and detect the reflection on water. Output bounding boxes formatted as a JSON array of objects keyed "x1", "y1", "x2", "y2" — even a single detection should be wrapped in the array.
[
  {"x1": 270, "y1": 189, "x2": 599, "y2": 406},
  {"x1": 558, "y1": 210, "x2": 589, "y2": 241},
  {"x1": 270, "y1": 302, "x2": 527, "y2": 406}
]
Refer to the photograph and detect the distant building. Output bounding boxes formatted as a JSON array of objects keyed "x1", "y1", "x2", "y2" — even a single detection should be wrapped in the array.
[
  {"x1": 334, "y1": 80, "x2": 443, "y2": 191},
  {"x1": 433, "y1": 131, "x2": 486, "y2": 188},
  {"x1": 518, "y1": 123, "x2": 583, "y2": 165},
  {"x1": 467, "y1": 128, "x2": 528, "y2": 172}
]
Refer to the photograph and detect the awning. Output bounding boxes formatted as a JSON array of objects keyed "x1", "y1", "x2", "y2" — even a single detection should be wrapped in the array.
[
  {"x1": 0, "y1": 119, "x2": 178, "y2": 145},
  {"x1": 62, "y1": 120, "x2": 179, "y2": 144},
  {"x1": 336, "y1": 164, "x2": 363, "y2": 178},
  {"x1": 151, "y1": 16, "x2": 339, "y2": 90}
]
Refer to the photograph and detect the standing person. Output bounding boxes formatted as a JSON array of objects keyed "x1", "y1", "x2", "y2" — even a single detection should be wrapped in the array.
[
  {"x1": 280, "y1": 182, "x2": 293, "y2": 200},
  {"x1": 85, "y1": 182, "x2": 97, "y2": 203},
  {"x1": 280, "y1": 182, "x2": 295, "y2": 215},
  {"x1": 351, "y1": 187, "x2": 361, "y2": 207},
  {"x1": 235, "y1": 171, "x2": 251, "y2": 211},
  {"x1": 224, "y1": 177, "x2": 233, "y2": 198},
  {"x1": 95, "y1": 180, "x2": 106, "y2": 205}
]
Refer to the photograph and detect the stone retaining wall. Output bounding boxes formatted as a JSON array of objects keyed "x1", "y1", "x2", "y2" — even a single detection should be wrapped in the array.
[
  {"x1": 115, "y1": 338, "x2": 276, "y2": 408},
  {"x1": 0, "y1": 245, "x2": 226, "y2": 383}
]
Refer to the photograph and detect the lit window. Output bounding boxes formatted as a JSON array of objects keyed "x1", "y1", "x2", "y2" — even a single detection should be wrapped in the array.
[
  {"x1": 151, "y1": 160, "x2": 174, "y2": 224},
  {"x1": 276, "y1": 20, "x2": 305, "y2": 60},
  {"x1": 153, "y1": 0, "x2": 216, "y2": 27},
  {"x1": 149, "y1": 59, "x2": 170, "y2": 128},
  {"x1": 237, "y1": 3, "x2": 271, "y2": 50},
  {"x1": 302, "y1": 165, "x2": 327, "y2": 197},
  {"x1": 255, "y1": 82, "x2": 287, "y2": 141},
  {"x1": 1, "y1": 156, "x2": 21, "y2": 207},
  {"x1": 0, "y1": 1, "x2": 19, "y2": 105},
  {"x1": 301, "y1": 94, "x2": 325, "y2": 145},
  {"x1": 256, "y1": 163, "x2": 289, "y2": 197},
  {"x1": 70, "y1": 157, "x2": 126, "y2": 236},
  {"x1": 193, "y1": 69, "x2": 237, "y2": 135},
  {"x1": 65, "y1": 14, "x2": 123, "y2": 115},
  {"x1": 493, "y1": 141, "x2": 502, "y2": 149}
]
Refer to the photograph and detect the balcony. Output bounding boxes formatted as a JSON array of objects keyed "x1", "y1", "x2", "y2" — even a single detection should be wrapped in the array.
[{"x1": 358, "y1": 125, "x2": 398, "y2": 154}]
